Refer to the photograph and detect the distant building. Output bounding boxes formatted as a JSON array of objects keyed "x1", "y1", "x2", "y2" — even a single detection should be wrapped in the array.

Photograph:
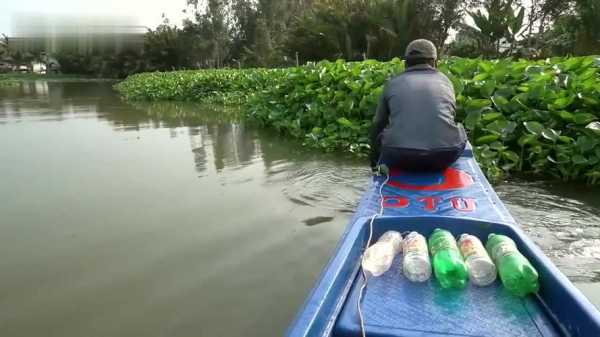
[
  {"x1": 45, "y1": 56, "x2": 60, "y2": 73},
  {"x1": 0, "y1": 61, "x2": 12, "y2": 72},
  {"x1": 32, "y1": 62, "x2": 46, "y2": 74}
]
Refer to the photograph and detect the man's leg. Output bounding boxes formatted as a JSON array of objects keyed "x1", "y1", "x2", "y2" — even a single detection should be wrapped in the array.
[
  {"x1": 369, "y1": 134, "x2": 383, "y2": 170},
  {"x1": 419, "y1": 143, "x2": 467, "y2": 171},
  {"x1": 379, "y1": 147, "x2": 418, "y2": 170},
  {"x1": 380, "y1": 143, "x2": 466, "y2": 172}
]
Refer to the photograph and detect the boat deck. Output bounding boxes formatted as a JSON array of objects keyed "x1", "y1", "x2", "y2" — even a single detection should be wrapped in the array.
[
  {"x1": 335, "y1": 219, "x2": 564, "y2": 337},
  {"x1": 353, "y1": 148, "x2": 512, "y2": 225}
]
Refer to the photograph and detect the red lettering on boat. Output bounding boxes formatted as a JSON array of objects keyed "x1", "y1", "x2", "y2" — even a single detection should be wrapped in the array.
[
  {"x1": 383, "y1": 196, "x2": 410, "y2": 208},
  {"x1": 417, "y1": 197, "x2": 440, "y2": 211},
  {"x1": 450, "y1": 197, "x2": 476, "y2": 212}
]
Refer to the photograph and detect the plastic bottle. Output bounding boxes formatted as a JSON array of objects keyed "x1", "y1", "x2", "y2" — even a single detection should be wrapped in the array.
[
  {"x1": 458, "y1": 234, "x2": 497, "y2": 286},
  {"x1": 361, "y1": 231, "x2": 403, "y2": 277},
  {"x1": 378, "y1": 231, "x2": 403, "y2": 254},
  {"x1": 428, "y1": 229, "x2": 468, "y2": 288},
  {"x1": 402, "y1": 232, "x2": 432, "y2": 282},
  {"x1": 486, "y1": 234, "x2": 539, "y2": 297}
]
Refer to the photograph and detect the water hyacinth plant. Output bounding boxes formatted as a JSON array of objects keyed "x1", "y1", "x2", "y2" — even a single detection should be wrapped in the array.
[{"x1": 115, "y1": 56, "x2": 600, "y2": 183}]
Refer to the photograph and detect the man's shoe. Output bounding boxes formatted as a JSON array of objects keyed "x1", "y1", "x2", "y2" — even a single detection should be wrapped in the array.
[{"x1": 373, "y1": 164, "x2": 389, "y2": 176}]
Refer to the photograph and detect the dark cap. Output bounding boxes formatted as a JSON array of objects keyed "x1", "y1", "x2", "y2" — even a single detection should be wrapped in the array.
[{"x1": 405, "y1": 39, "x2": 437, "y2": 60}]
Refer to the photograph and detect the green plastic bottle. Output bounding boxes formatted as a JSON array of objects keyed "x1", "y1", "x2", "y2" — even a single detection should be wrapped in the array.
[
  {"x1": 428, "y1": 229, "x2": 468, "y2": 289},
  {"x1": 486, "y1": 234, "x2": 539, "y2": 297}
]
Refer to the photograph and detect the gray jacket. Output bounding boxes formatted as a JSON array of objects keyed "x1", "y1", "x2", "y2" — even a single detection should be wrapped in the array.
[{"x1": 370, "y1": 64, "x2": 466, "y2": 151}]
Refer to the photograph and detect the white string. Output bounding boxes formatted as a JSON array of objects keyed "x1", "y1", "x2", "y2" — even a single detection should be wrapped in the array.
[{"x1": 357, "y1": 170, "x2": 390, "y2": 337}]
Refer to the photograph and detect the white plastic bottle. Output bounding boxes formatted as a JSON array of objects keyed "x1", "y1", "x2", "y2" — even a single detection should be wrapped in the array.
[
  {"x1": 458, "y1": 234, "x2": 497, "y2": 286},
  {"x1": 402, "y1": 232, "x2": 432, "y2": 282},
  {"x1": 378, "y1": 231, "x2": 403, "y2": 254},
  {"x1": 362, "y1": 231, "x2": 402, "y2": 277}
]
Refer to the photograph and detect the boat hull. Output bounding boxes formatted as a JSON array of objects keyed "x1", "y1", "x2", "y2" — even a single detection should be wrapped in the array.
[{"x1": 286, "y1": 146, "x2": 600, "y2": 337}]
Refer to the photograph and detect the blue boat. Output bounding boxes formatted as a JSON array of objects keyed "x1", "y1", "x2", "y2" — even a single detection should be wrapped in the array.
[{"x1": 287, "y1": 145, "x2": 600, "y2": 337}]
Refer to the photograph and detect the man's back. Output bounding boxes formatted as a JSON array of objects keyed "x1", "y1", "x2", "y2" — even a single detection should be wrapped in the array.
[{"x1": 379, "y1": 64, "x2": 466, "y2": 151}]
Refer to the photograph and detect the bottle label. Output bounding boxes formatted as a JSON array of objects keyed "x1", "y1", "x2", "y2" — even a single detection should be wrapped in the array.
[
  {"x1": 429, "y1": 231, "x2": 459, "y2": 256},
  {"x1": 490, "y1": 240, "x2": 518, "y2": 262},
  {"x1": 459, "y1": 236, "x2": 488, "y2": 260},
  {"x1": 403, "y1": 233, "x2": 427, "y2": 255}
]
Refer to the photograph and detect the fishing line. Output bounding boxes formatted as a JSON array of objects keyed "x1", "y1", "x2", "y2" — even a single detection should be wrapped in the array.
[{"x1": 357, "y1": 168, "x2": 389, "y2": 337}]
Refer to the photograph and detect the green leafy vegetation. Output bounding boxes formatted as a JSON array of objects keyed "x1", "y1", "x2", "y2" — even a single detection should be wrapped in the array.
[
  {"x1": 115, "y1": 68, "x2": 277, "y2": 103},
  {"x1": 116, "y1": 56, "x2": 600, "y2": 183}
]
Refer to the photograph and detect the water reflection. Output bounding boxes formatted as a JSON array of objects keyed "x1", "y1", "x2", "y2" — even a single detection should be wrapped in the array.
[
  {"x1": 0, "y1": 81, "x2": 368, "y2": 337},
  {"x1": 0, "y1": 81, "x2": 368, "y2": 213},
  {"x1": 0, "y1": 80, "x2": 108, "y2": 122}
]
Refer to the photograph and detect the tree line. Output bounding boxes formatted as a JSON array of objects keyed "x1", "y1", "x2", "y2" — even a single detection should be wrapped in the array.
[
  {"x1": 143, "y1": 0, "x2": 598, "y2": 70},
  {"x1": 2, "y1": 0, "x2": 598, "y2": 77}
]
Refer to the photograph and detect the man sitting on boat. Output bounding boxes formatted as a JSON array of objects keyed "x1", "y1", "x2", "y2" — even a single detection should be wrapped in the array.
[{"x1": 370, "y1": 39, "x2": 467, "y2": 173}]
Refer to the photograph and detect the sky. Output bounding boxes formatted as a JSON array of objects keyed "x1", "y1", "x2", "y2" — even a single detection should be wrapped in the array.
[{"x1": 0, "y1": 0, "x2": 191, "y2": 35}]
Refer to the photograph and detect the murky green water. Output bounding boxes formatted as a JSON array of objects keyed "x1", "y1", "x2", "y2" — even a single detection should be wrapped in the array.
[{"x1": 0, "y1": 82, "x2": 598, "y2": 336}]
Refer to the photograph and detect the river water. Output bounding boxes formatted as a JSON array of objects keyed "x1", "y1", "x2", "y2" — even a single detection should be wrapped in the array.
[{"x1": 0, "y1": 81, "x2": 598, "y2": 337}]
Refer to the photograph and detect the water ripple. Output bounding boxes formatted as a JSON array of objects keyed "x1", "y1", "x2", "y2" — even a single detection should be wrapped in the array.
[
  {"x1": 268, "y1": 161, "x2": 369, "y2": 214},
  {"x1": 497, "y1": 180, "x2": 600, "y2": 282}
]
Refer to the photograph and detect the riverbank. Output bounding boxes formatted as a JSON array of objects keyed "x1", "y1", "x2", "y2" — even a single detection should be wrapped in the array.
[{"x1": 115, "y1": 57, "x2": 600, "y2": 184}]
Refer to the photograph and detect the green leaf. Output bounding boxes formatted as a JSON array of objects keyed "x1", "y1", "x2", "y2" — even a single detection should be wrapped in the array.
[
  {"x1": 562, "y1": 58, "x2": 582, "y2": 71},
  {"x1": 480, "y1": 148, "x2": 497, "y2": 159},
  {"x1": 572, "y1": 155, "x2": 588, "y2": 165},
  {"x1": 466, "y1": 98, "x2": 492, "y2": 110},
  {"x1": 550, "y1": 96, "x2": 575, "y2": 110},
  {"x1": 541, "y1": 128, "x2": 560, "y2": 142},
  {"x1": 585, "y1": 121, "x2": 600, "y2": 135},
  {"x1": 484, "y1": 120, "x2": 516, "y2": 138},
  {"x1": 481, "y1": 112, "x2": 503, "y2": 123},
  {"x1": 479, "y1": 62, "x2": 494, "y2": 73},
  {"x1": 525, "y1": 66, "x2": 544, "y2": 74},
  {"x1": 576, "y1": 135, "x2": 599, "y2": 152},
  {"x1": 336, "y1": 117, "x2": 353, "y2": 127},
  {"x1": 489, "y1": 141, "x2": 506, "y2": 151},
  {"x1": 518, "y1": 134, "x2": 537, "y2": 146},
  {"x1": 524, "y1": 121, "x2": 544, "y2": 136},
  {"x1": 551, "y1": 110, "x2": 575, "y2": 122},
  {"x1": 558, "y1": 136, "x2": 574, "y2": 144},
  {"x1": 502, "y1": 150, "x2": 520, "y2": 163},
  {"x1": 464, "y1": 110, "x2": 482, "y2": 131},
  {"x1": 582, "y1": 96, "x2": 599, "y2": 107},
  {"x1": 573, "y1": 113, "x2": 597, "y2": 125},
  {"x1": 476, "y1": 134, "x2": 500, "y2": 145},
  {"x1": 448, "y1": 74, "x2": 464, "y2": 95},
  {"x1": 492, "y1": 94, "x2": 510, "y2": 111},
  {"x1": 480, "y1": 80, "x2": 496, "y2": 97},
  {"x1": 473, "y1": 73, "x2": 489, "y2": 81}
]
